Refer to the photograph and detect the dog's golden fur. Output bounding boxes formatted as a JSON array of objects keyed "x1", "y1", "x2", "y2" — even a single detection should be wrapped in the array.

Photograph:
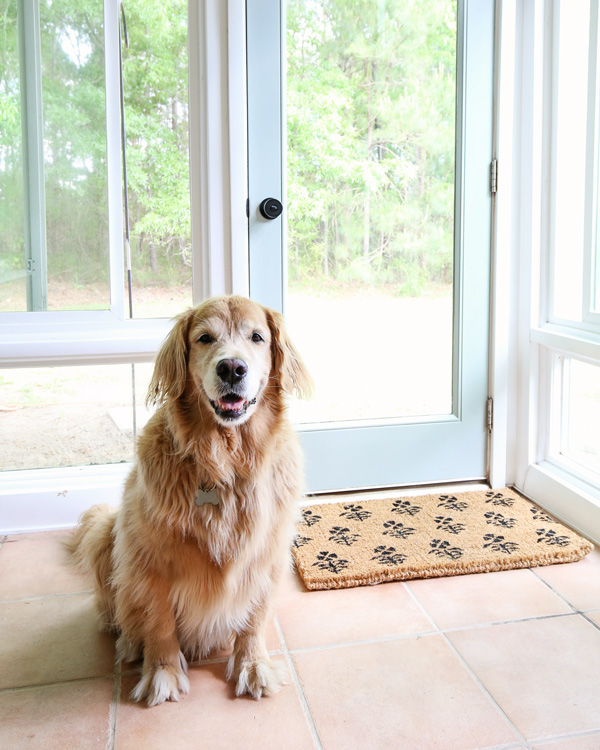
[{"x1": 68, "y1": 296, "x2": 312, "y2": 706}]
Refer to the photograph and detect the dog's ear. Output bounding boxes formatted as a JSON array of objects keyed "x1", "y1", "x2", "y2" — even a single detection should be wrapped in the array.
[
  {"x1": 265, "y1": 307, "x2": 314, "y2": 399},
  {"x1": 147, "y1": 309, "x2": 194, "y2": 407}
]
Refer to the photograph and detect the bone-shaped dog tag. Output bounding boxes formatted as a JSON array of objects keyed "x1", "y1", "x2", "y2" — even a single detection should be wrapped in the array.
[{"x1": 195, "y1": 487, "x2": 220, "y2": 507}]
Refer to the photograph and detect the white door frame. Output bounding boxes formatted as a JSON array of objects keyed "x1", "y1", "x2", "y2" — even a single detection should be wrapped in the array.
[{"x1": 246, "y1": 0, "x2": 495, "y2": 492}]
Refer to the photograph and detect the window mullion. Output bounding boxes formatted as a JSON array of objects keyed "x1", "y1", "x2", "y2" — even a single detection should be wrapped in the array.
[
  {"x1": 104, "y1": 0, "x2": 125, "y2": 320},
  {"x1": 583, "y1": 0, "x2": 600, "y2": 323},
  {"x1": 17, "y1": 0, "x2": 47, "y2": 312}
]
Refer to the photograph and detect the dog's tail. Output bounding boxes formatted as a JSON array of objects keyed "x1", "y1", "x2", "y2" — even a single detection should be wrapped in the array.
[{"x1": 66, "y1": 504, "x2": 117, "y2": 630}]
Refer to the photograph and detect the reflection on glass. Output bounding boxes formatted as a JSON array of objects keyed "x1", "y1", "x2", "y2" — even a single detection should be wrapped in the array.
[{"x1": 286, "y1": 0, "x2": 456, "y2": 424}]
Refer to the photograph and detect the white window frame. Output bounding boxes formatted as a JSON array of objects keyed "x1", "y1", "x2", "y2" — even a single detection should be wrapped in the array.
[
  {"x1": 2, "y1": 0, "x2": 169, "y2": 362},
  {"x1": 583, "y1": 0, "x2": 600, "y2": 327},
  {"x1": 502, "y1": 0, "x2": 600, "y2": 544},
  {"x1": 0, "y1": 0, "x2": 248, "y2": 533}
]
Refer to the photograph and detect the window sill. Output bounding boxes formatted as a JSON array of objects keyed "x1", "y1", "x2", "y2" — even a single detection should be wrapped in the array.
[
  {"x1": 0, "y1": 463, "x2": 132, "y2": 535},
  {"x1": 0, "y1": 317, "x2": 172, "y2": 367},
  {"x1": 522, "y1": 461, "x2": 600, "y2": 546}
]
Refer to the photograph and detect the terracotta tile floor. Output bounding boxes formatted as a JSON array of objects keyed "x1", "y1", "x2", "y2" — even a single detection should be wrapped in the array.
[{"x1": 1, "y1": 530, "x2": 600, "y2": 750}]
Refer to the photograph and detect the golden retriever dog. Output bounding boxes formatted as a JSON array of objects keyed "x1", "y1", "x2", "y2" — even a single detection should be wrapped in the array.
[{"x1": 68, "y1": 295, "x2": 313, "y2": 706}]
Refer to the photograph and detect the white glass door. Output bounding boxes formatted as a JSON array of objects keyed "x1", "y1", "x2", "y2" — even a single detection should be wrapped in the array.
[{"x1": 247, "y1": 0, "x2": 494, "y2": 492}]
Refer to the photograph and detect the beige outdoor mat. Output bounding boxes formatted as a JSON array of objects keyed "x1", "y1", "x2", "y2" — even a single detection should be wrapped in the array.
[{"x1": 292, "y1": 487, "x2": 594, "y2": 590}]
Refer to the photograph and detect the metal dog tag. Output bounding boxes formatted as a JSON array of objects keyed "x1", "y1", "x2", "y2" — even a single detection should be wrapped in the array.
[{"x1": 195, "y1": 487, "x2": 220, "y2": 507}]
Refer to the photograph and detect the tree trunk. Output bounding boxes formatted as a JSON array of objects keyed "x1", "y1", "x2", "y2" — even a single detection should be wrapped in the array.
[{"x1": 149, "y1": 243, "x2": 158, "y2": 275}]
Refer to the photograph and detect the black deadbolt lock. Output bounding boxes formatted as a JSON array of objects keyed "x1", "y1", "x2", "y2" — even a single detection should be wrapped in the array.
[{"x1": 259, "y1": 197, "x2": 283, "y2": 220}]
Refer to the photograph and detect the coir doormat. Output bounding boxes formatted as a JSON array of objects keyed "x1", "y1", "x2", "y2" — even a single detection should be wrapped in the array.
[{"x1": 292, "y1": 487, "x2": 594, "y2": 590}]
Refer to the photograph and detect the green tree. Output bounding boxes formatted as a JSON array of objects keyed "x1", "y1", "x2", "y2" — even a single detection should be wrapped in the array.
[
  {"x1": 121, "y1": 0, "x2": 190, "y2": 282},
  {"x1": 0, "y1": 0, "x2": 190, "y2": 302},
  {"x1": 287, "y1": 0, "x2": 457, "y2": 293}
]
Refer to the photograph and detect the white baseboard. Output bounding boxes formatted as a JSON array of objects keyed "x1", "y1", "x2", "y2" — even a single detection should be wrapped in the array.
[{"x1": 0, "y1": 464, "x2": 130, "y2": 535}]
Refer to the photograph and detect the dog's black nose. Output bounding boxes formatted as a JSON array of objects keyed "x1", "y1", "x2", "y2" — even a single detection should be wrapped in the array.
[{"x1": 216, "y1": 358, "x2": 248, "y2": 385}]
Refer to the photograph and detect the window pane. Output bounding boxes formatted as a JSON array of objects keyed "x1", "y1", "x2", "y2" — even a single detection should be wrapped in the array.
[
  {"x1": 561, "y1": 358, "x2": 600, "y2": 477},
  {"x1": 286, "y1": 0, "x2": 456, "y2": 423},
  {"x1": 40, "y1": 0, "x2": 111, "y2": 311},
  {"x1": 0, "y1": 363, "x2": 154, "y2": 471},
  {"x1": 552, "y1": 0, "x2": 590, "y2": 323},
  {"x1": 0, "y1": 0, "x2": 192, "y2": 318},
  {"x1": 0, "y1": 1, "x2": 26, "y2": 312},
  {"x1": 122, "y1": 0, "x2": 192, "y2": 319}
]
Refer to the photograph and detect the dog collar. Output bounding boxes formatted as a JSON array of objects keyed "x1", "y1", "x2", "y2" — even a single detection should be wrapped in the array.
[{"x1": 195, "y1": 487, "x2": 220, "y2": 507}]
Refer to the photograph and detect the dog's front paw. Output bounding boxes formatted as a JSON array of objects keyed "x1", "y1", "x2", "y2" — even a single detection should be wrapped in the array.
[
  {"x1": 131, "y1": 653, "x2": 190, "y2": 707},
  {"x1": 227, "y1": 656, "x2": 288, "y2": 699}
]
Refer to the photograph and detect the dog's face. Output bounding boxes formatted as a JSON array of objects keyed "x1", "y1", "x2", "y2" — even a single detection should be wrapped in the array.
[
  {"x1": 147, "y1": 296, "x2": 313, "y2": 428},
  {"x1": 187, "y1": 298, "x2": 272, "y2": 426}
]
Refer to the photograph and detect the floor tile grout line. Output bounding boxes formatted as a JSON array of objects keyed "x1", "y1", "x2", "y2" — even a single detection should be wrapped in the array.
[
  {"x1": 0, "y1": 590, "x2": 95, "y2": 605},
  {"x1": 282, "y1": 611, "x2": 583, "y2": 659},
  {"x1": 287, "y1": 629, "x2": 440, "y2": 655},
  {"x1": 273, "y1": 615, "x2": 323, "y2": 750},
  {"x1": 530, "y1": 568, "x2": 600, "y2": 632},
  {"x1": 401, "y1": 580, "x2": 443, "y2": 631},
  {"x1": 527, "y1": 728, "x2": 600, "y2": 746},
  {"x1": 440, "y1": 610, "x2": 580, "y2": 634},
  {"x1": 0, "y1": 673, "x2": 116, "y2": 695},
  {"x1": 402, "y1": 584, "x2": 531, "y2": 749},
  {"x1": 529, "y1": 567, "x2": 582, "y2": 613},
  {"x1": 440, "y1": 631, "x2": 531, "y2": 749},
  {"x1": 581, "y1": 611, "x2": 600, "y2": 633},
  {"x1": 400, "y1": 578, "x2": 574, "y2": 634}
]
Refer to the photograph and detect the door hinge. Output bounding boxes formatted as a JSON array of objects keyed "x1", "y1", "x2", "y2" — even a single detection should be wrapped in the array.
[
  {"x1": 490, "y1": 159, "x2": 498, "y2": 194},
  {"x1": 487, "y1": 397, "x2": 494, "y2": 433}
]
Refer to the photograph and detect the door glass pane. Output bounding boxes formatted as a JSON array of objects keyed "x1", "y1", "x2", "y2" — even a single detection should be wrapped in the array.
[{"x1": 285, "y1": 0, "x2": 456, "y2": 424}]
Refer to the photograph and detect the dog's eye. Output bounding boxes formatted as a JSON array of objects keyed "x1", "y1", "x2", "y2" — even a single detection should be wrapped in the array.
[
  {"x1": 251, "y1": 332, "x2": 264, "y2": 343},
  {"x1": 198, "y1": 333, "x2": 213, "y2": 344}
]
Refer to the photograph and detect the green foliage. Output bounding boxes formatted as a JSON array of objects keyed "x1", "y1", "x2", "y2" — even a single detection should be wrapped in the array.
[
  {"x1": 0, "y1": 0, "x2": 189, "y2": 291},
  {"x1": 121, "y1": 0, "x2": 190, "y2": 275},
  {"x1": 287, "y1": 0, "x2": 457, "y2": 294},
  {"x1": 1, "y1": 0, "x2": 457, "y2": 297}
]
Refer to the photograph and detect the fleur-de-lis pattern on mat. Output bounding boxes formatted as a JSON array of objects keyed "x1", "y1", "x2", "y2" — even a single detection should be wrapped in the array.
[
  {"x1": 291, "y1": 488, "x2": 594, "y2": 590},
  {"x1": 371, "y1": 546, "x2": 407, "y2": 566},
  {"x1": 328, "y1": 526, "x2": 360, "y2": 546},
  {"x1": 382, "y1": 520, "x2": 416, "y2": 539},
  {"x1": 340, "y1": 504, "x2": 372, "y2": 522}
]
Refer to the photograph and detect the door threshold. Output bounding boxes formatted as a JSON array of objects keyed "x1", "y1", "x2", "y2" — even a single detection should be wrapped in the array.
[{"x1": 302, "y1": 480, "x2": 490, "y2": 507}]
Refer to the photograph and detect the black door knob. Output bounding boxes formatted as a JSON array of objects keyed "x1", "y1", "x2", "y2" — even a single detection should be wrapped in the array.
[{"x1": 259, "y1": 197, "x2": 283, "y2": 220}]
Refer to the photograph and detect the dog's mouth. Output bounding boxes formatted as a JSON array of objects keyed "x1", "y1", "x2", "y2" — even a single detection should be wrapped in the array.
[{"x1": 209, "y1": 392, "x2": 257, "y2": 421}]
